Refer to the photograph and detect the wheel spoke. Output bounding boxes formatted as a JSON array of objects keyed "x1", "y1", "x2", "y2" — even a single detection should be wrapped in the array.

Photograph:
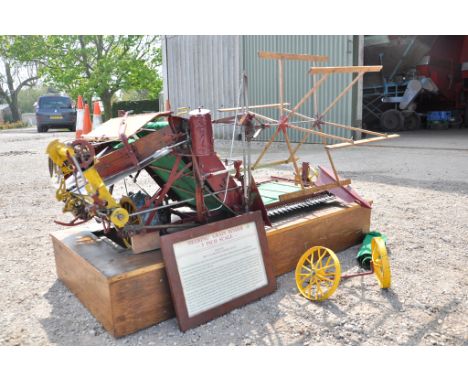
[
  {"x1": 306, "y1": 282, "x2": 313, "y2": 298},
  {"x1": 316, "y1": 281, "x2": 324, "y2": 296},
  {"x1": 317, "y1": 274, "x2": 334, "y2": 283},
  {"x1": 302, "y1": 265, "x2": 312, "y2": 273},
  {"x1": 300, "y1": 274, "x2": 312, "y2": 284},
  {"x1": 315, "y1": 252, "x2": 326, "y2": 268}
]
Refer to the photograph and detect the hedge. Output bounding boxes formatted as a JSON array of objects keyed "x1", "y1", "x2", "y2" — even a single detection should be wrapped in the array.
[
  {"x1": 0, "y1": 121, "x2": 28, "y2": 130},
  {"x1": 111, "y1": 99, "x2": 159, "y2": 118}
]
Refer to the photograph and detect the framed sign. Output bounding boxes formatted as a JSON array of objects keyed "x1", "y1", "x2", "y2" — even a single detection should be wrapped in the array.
[{"x1": 161, "y1": 211, "x2": 276, "y2": 332}]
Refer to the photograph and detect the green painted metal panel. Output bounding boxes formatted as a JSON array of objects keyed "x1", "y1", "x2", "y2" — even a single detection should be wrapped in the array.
[
  {"x1": 112, "y1": 117, "x2": 228, "y2": 211},
  {"x1": 257, "y1": 181, "x2": 301, "y2": 205},
  {"x1": 242, "y1": 35, "x2": 356, "y2": 143},
  {"x1": 149, "y1": 155, "x2": 226, "y2": 210}
]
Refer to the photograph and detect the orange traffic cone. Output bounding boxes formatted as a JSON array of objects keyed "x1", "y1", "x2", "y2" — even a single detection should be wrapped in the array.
[
  {"x1": 75, "y1": 95, "x2": 84, "y2": 138},
  {"x1": 82, "y1": 103, "x2": 92, "y2": 135},
  {"x1": 92, "y1": 101, "x2": 103, "y2": 130}
]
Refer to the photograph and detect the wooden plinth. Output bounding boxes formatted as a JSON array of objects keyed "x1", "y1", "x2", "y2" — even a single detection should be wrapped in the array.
[
  {"x1": 50, "y1": 202, "x2": 370, "y2": 337},
  {"x1": 51, "y1": 227, "x2": 174, "y2": 337}
]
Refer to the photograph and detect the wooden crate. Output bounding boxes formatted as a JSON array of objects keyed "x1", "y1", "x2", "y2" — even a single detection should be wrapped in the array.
[{"x1": 50, "y1": 202, "x2": 370, "y2": 337}]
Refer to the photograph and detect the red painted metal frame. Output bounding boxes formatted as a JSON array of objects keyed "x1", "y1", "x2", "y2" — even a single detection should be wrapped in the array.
[
  {"x1": 143, "y1": 155, "x2": 194, "y2": 225},
  {"x1": 340, "y1": 262, "x2": 374, "y2": 280},
  {"x1": 190, "y1": 150, "x2": 208, "y2": 223}
]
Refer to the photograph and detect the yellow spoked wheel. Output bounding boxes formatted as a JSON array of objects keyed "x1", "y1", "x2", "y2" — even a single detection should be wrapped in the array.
[
  {"x1": 295, "y1": 246, "x2": 341, "y2": 301},
  {"x1": 119, "y1": 197, "x2": 141, "y2": 249},
  {"x1": 371, "y1": 237, "x2": 391, "y2": 289}
]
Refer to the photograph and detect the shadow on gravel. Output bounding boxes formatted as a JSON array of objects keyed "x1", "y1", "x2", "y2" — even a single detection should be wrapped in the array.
[
  {"x1": 380, "y1": 289, "x2": 403, "y2": 312},
  {"x1": 40, "y1": 280, "x2": 109, "y2": 346},
  {"x1": 402, "y1": 298, "x2": 462, "y2": 346},
  {"x1": 342, "y1": 171, "x2": 468, "y2": 196}
]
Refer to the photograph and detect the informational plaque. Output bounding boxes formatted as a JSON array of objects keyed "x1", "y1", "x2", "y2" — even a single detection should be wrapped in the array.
[{"x1": 161, "y1": 211, "x2": 276, "y2": 331}]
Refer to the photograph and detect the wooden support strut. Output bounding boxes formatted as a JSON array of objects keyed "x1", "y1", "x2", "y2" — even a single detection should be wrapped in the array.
[
  {"x1": 325, "y1": 134, "x2": 400, "y2": 149},
  {"x1": 251, "y1": 112, "x2": 352, "y2": 187},
  {"x1": 324, "y1": 147, "x2": 341, "y2": 186},
  {"x1": 251, "y1": 126, "x2": 280, "y2": 170},
  {"x1": 250, "y1": 112, "x2": 343, "y2": 159},
  {"x1": 320, "y1": 120, "x2": 389, "y2": 137},
  {"x1": 251, "y1": 112, "x2": 353, "y2": 172},
  {"x1": 321, "y1": 72, "x2": 365, "y2": 117},
  {"x1": 217, "y1": 103, "x2": 290, "y2": 112},
  {"x1": 282, "y1": 129, "x2": 304, "y2": 189},
  {"x1": 287, "y1": 74, "x2": 329, "y2": 120},
  {"x1": 249, "y1": 158, "x2": 298, "y2": 170},
  {"x1": 282, "y1": 108, "x2": 321, "y2": 160},
  {"x1": 286, "y1": 122, "x2": 354, "y2": 143},
  {"x1": 278, "y1": 58, "x2": 284, "y2": 114},
  {"x1": 285, "y1": 118, "x2": 344, "y2": 186},
  {"x1": 250, "y1": 113, "x2": 280, "y2": 170},
  {"x1": 309, "y1": 65, "x2": 383, "y2": 74},
  {"x1": 278, "y1": 179, "x2": 352, "y2": 202},
  {"x1": 312, "y1": 73, "x2": 318, "y2": 116},
  {"x1": 281, "y1": 109, "x2": 389, "y2": 160},
  {"x1": 286, "y1": 73, "x2": 321, "y2": 159}
]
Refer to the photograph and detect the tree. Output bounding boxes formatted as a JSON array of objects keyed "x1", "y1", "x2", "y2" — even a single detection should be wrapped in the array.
[
  {"x1": 18, "y1": 85, "x2": 50, "y2": 114},
  {"x1": 0, "y1": 36, "x2": 41, "y2": 122},
  {"x1": 39, "y1": 35, "x2": 162, "y2": 120},
  {"x1": 119, "y1": 89, "x2": 152, "y2": 102}
]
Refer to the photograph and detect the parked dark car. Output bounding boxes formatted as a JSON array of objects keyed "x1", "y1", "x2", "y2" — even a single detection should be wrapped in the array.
[{"x1": 36, "y1": 95, "x2": 76, "y2": 133}]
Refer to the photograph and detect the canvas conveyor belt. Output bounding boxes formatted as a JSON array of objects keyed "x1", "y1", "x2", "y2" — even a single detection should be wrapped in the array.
[{"x1": 266, "y1": 192, "x2": 336, "y2": 217}]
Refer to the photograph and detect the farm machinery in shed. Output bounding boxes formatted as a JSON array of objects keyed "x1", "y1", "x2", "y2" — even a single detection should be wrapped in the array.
[
  {"x1": 47, "y1": 51, "x2": 397, "y2": 320},
  {"x1": 364, "y1": 35, "x2": 468, "y2": 131}
]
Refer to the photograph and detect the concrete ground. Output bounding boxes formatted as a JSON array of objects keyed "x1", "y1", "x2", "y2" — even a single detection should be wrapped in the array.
[{"x1": 0, "y1": 126, "x2": 467, "y2": 345}]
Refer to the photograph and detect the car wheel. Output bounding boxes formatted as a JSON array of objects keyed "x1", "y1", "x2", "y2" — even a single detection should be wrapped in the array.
[
  {"x1": 69, "y1": 125, "x2": 76, "y2": 132},
  {"x1": 37, "y1": 125, "x2": 45, "y2": 133},
  {"x1": 380, "y1": 109, "x2": 404, "y2": 132},
  {"x1": 402, "y1": 111, "x2": 421, "y2": 130}
]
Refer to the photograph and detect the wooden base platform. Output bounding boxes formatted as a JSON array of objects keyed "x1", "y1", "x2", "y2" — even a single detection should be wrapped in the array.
[{"x1": 50, "y1": 201, "x2": 370, "y2": 337}]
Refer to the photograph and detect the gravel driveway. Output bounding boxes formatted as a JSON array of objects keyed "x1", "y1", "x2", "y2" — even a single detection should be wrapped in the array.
[{"x1": 0, "y1": 127, "x2": 466, "y2": 345}]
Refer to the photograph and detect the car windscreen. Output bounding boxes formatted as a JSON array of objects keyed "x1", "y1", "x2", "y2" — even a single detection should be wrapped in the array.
[{"x1": 39, "y1": 97, "x2": 72, "y2": 109}]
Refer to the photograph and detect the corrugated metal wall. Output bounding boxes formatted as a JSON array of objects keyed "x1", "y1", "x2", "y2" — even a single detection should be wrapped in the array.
[
  {"x1": 163, "y1": 35, "x2": 242, "y2": 139},
  {"x1": 242, "y1": 35, "x2": 355, "y2": 143},
  {"x1": 163, "y1": 35, "x2": 359, "y2": 142}
]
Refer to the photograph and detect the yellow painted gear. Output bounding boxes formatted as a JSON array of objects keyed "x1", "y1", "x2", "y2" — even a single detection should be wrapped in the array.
[
  {"x1": 295, "y1": 246, "x2": 341, "y2": 301},
  {"x1": 46, "y1": 139, "x2": 75, "y2": 176},
  {"x1": 371, "y1": 237, "x2": 391, "y2": 289},
  {"x1": 110, "y1": 208, "x2": 129, "y2": 228},
  {"x1": 119, "y1": 196, "x2": 142, "y2": 248}
]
